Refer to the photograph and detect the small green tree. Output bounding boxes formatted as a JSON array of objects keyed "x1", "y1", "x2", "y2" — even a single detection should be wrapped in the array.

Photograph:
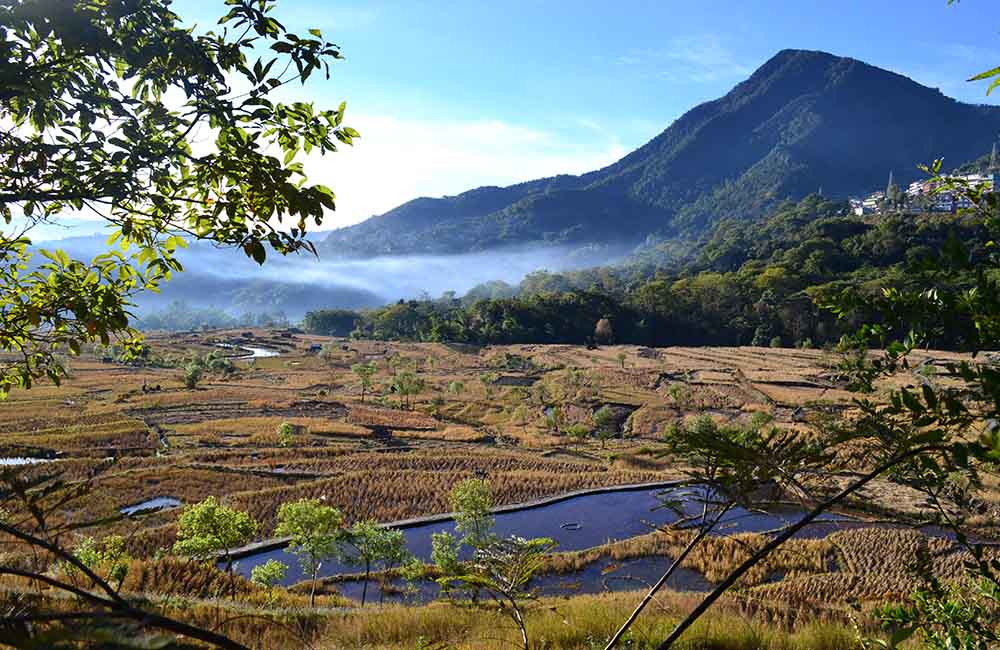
[
  {"x1": 392, "y1": 370, "x2": 425, "y2": 410},
  {"x1": 183, "y1": 362, "x2": 203, "y2": 390},
  {"x1": 250, "y1": 558, "x2": 287, "y2": 608},
  {"x1": 342, "y1": 519, "x2": 381, "y2": 606},
  {"x1": 173, "y1": 497, "x2": 258, "y2": 598},
  {"x1": 616, "y1": 351, "x2": 627, "y2": 369},
  {"x1": 277, "y1": 422, "x2": 296, "y2": 447},
  {"x1": 479, "y1": 372, "x2": 498, "y2": 400},
  {"x1": 544, "y1": 405, "x2": 564, "y2": 435},
  {"x1": 70, "y1": 534, "x2": 131, "y2": 594},
  {"x1": 374, "y1": 528, "x2": 411, "y2": 604},
  {"x1": 440, "y1": 536, "x2": 557, "y2": 650},
  {"x1": 450, "y1": 478, "x2": 495, "y2": 551},
  {"x1": 274, "y1": 498, "x2": 344, "y2": 606},
  {"x1": 593, "y1": 405, "x2": 617, "y2": 449},
  {"x1": 564, "y1": 423, "x2": 591, "y2": 448},
  {"x1": 250, "y1": 559, "x2": 287, "y2": 590},
  {"x1": 448, "y1": 380, "x2": 466, "y2": 396},
  {"x1": 667, "y1": 383, "x2": 690, "y2": 405},
  {"x1": 99, "y1": 535, "x2": 131, "y2": 593},
  {"x1": 351, "y1": 361, "x2": 377, "y2": 403},
  {"x1": 510, "y1": 404, "x2": 530, "y2": 434},
  {"x1": 430, "y1": 531, "x2": 462, "y2": 576}
]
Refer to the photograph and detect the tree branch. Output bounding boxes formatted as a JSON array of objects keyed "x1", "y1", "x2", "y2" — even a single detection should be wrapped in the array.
[{"x1": 654, "y1": 444, "x2": 944, "y2": 650}]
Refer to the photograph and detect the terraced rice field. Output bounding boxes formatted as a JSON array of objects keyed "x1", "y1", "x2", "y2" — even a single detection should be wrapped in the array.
[{"x1": 0, "y1": 329, "x2": 988, "y2": 620}]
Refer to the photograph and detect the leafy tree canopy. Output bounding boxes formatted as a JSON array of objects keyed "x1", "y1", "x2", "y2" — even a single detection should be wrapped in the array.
[
  {"x1": 0, "y1": 0, "x2": 355, "y2": 397},
  {"x1": 172, "y1": 496, "x2": 258, "y2": 561}
]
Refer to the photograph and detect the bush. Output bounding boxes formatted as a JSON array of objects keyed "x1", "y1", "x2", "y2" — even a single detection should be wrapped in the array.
[
  {"x1": 667, "y1": 383, "x2": 691, "y2": 404},
  {"x1": 565, "y1": 423, "x2": 591, "y2": 444},
  {"x1": 250, "y1": 559, "x2": 288, "y2": 589},
  {"x1": 278, "y1": 423, "x2": 294, "y2": 447},
  {"x1": 183, "y1": 363, "x2": 203, "y2": 389},
  {"x1": 769, "y1": 336, "x2": 783, "y2": 348}
]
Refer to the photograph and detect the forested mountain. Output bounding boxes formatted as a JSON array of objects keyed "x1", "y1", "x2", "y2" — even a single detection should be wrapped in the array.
[
  {"x1": 322, "y1": 49, "x2": 1000, "y2": 256},
  {"x1": 323, "y1": 195, "x2": 986, "y2": 350}
]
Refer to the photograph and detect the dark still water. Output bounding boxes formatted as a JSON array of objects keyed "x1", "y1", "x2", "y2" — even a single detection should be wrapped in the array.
[{"x1": 231, "y1": 484, "x2": 856, "y2": 601}]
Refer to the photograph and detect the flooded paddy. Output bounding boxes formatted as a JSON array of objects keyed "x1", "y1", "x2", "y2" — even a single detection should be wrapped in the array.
[
  {"x1": 121, "y1": 496, "x2": 183, "y2": 516},
  {"x1": 233, "y1": 485, "x2": 863, "y2": 602}
]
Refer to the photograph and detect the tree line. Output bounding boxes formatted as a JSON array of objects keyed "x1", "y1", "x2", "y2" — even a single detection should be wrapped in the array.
[{"x1": 306, "y1": 195, "x2": 987, "y2": 350}]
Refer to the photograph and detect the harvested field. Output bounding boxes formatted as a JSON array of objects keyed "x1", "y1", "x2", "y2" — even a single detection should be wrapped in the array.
[{"x1": 3, "y1": 328, "x2": 996, "y2": 634}]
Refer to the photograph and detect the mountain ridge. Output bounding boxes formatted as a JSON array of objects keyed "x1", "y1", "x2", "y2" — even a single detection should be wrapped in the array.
[{"x1": 322, "y1": 48, "x2": 1000, "y2": 257}]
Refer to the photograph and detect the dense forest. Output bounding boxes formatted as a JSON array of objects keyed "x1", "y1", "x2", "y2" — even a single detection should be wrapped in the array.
[
  {"x1": 306, "y1": 195, "x2": 986, "y2": 349},
  {"x1": 138, "y1": 301, "x2": 290, "y2": 332}
]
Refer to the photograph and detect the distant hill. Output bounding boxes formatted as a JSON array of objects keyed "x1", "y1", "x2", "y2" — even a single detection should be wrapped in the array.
[{"x1": 322, "y1": 49, "x2": 1000, "y2": 257}]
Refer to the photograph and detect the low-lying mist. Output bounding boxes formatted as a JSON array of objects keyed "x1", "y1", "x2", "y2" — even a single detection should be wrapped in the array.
[{"x1": 36, "y1": 234, "x2": 628, "y2": 321}]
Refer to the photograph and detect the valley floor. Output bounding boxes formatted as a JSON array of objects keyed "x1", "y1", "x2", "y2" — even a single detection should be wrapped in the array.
[{"x1": 0, "y1": 330, "x2": 994, "y2": 648}]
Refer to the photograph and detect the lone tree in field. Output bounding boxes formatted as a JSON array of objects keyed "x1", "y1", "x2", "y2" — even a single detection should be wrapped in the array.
[
  {"x1": 250, "y1": 559, "x2": 287, "y2": 590},
  {"x1": 342, "y1": 519, "x2": 381, "y2": 606},
  {"x1": 275, "y1": 498, "x2": 344, "y2": 607},
  {"x1": 71, "y1": 534, "x2": 132, "y2": 594},
  {"x1": 340, "y1": 520, "x2": 412, "y2": 606},
  {"x1": 391, "y1": 369, "x2": 425, "y2": 410},
  {"x1": 441, "y1": 536, "x2": 557, "y2": 650},
  {"x1": 451, "y1": 478, "x2": 496, "y2": 551},
  {"x1": 351, "y1": 361, "x2": 377, "y2": 403},
  {"x1": 250, "y1": 558, "x2": 288, "y2": 606},
  {"x1": 373, "y1": 527, "x2": 411, "y2": 604},
  {"x1": 0, "y1": 0, "x2": 355, "y2": 399},
  {"x1": 592, "y1": 405, "x2": 617, "y2": 449},
  {"x1": 172, "y1": 497, "x2": 258, "y2": 598}
]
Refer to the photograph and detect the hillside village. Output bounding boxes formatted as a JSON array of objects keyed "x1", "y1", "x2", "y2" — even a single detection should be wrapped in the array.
[{"x1": 851, "y1": 143, "x2": 1000, "y2": 215}]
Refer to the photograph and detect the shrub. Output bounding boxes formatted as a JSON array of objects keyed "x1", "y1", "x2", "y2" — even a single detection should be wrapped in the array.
[
  {"x1": 277, "y1": 422, "x2": 296, "y2": 447},
  {"x1": 172, "y1": 496, "x2": 258, "y2": 598},
  {"x1": 565, "y1": 424, "x2": 591, "y2": 446},
  {"x1": 250, "y1": 559, "x2": 288, "y2": 590},
  {"x1": 667, "y1": 383, "x2": 691, "y2": 404},
  {"x1": 183, "y1": 363, "x2": 203, "y2": 389}
]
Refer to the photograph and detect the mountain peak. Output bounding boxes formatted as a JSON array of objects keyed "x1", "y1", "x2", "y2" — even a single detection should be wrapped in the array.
[{"x1": 324, "y1": 51, "x2": 1000, "y2": 257}]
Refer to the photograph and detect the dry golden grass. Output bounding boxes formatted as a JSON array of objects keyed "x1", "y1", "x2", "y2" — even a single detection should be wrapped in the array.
[
  {"x1": 347, "y1": 405, "x2": 438, "y2": 430},
  {"x1": 303, "y1": 590, "x2": 862, "y2": 650},
  {"x1": 546, "y1": 530, "x2": 833, "y2": 588},
  {"x1": 5, "y1": 329, "x2": 996, "y2": 648}
]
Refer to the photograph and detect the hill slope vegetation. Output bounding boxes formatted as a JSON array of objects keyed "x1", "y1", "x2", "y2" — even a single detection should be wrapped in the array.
[{"x1": 323, "y1": 49, "x2": 1000, "y2": 256}]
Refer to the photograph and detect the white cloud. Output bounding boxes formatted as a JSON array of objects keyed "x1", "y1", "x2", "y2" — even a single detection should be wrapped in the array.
[
  {"x1": 617, "y1": 35, "x2": 753, "y2": 84},
  {"x1": 658, "y1": 35, "x2": 754, "y2": 83},
  {"x1": 304, "y1": 114, "x2": 627, "y2": 229}
]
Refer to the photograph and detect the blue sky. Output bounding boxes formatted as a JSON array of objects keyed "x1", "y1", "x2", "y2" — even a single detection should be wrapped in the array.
[{"x1": 33, "y1": 1, "x2": 1000, "y2": 240}]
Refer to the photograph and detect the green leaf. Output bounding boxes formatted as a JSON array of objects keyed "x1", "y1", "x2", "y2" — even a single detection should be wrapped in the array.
[
  {"x1": 968, "y1": 66, "x2": 1000, "y2": 82},
  {"x1": 250, "y1": 241, "x2": 266, "y2": 265}
]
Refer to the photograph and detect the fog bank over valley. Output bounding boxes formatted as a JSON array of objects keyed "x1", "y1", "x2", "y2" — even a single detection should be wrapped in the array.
[{"x1": 35, "y1": 234, "x2": 627, "y2": 323}]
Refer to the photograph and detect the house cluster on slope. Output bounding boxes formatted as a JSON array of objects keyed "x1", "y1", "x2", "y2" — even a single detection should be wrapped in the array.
[{"x1": 850, "y1": 145, "x2": 1000, "y2": 216}]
